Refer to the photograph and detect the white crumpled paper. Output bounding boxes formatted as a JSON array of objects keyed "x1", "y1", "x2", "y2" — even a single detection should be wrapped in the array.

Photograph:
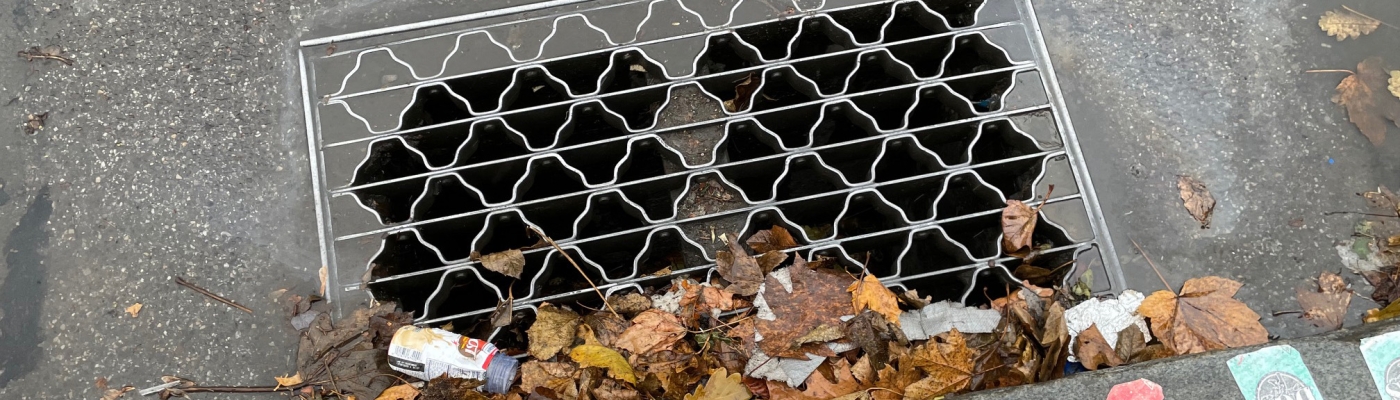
[
  {"x1": 899, "y1": 301, "x2": 1002, "y2": 340},
  {"x1": 1064, "y1": 290, "x2": 1151, "y2": 362}
]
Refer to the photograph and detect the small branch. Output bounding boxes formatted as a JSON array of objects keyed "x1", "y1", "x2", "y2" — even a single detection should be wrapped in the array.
[
  {"x1": 1323, "y1": 210, "x2": 1400, "y2": 218},
  {"x1": 180, "y1": 385, "x2": 295, "y2": 393},
  {"x1": 1271, "y1": 310, "x2": 1304, "y2": 317},
  {"x1": 1343, "y1": 5, "x2": 1399, "y2": 30},
  {"x1": 1303, "y1": 69, "x2": 1355, "y2": 74},
  {"x1": 527, "y1": 226, "x2": 620, "y2": 318},
  {"x1": 16, "y1": 50, "x2": 73, "y2": 66},
  {"x1": 173, "y1": 276, "x2": 254, "y2": 314},
  {"x1": 1129, "y1": 238, "x2": 1174, "y2": 293}
]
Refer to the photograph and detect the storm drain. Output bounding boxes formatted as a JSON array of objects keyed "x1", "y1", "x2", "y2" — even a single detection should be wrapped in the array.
[{"x1": 296, "y1": 0, "x2": 1122, "y2": 338}]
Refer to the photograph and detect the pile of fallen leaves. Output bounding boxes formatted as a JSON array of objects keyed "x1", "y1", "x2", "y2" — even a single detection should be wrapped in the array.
[
  {"x1": 109, "y1": 186, "x2": 1400, "y2": 400},
  {"x1": 391, "y1": 222, "x2": 1273, "y2": 400}
]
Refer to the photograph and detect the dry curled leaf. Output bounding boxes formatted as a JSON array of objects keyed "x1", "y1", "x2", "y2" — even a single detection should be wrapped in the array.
[
  {"x1": 847, "y1": 275, "x2": 901, "y2": 327},
  {"x1": 125, "y1": 303, "x2": 143, "y2": 318},
  {"x1": 273, "y1": 372, "x2": 303, "y2": 389},
  {"x1": 615, "y1": 309, "x2": 686, "y2": 355},
  {"x1": 527, "y1": 304, "x2": 581, "y2": 359},
  {"x1": 904, "y1": 330, "x2": 977, "y2": 397},
  {"x1": 97, "y1": 377, "x2": 134, "y2": 400},
  {"x1": 723, "y1": 72, "x2": 761, "y2": 112},
  {"x1": 23, "y1": 112, "x2": 47, "y2": 135},
  {"x1": 747, "y1": 225, "x2": 798, "y2": 253},
  {"x1": 421, "y1": 375, "x2": 487, "y2": 400},
  {"x1": 606, "y1": 292, "x2": 653, "y2": 315},
  {"x1": 1318, "y1": 9, "x2": 1380, "y2": 41},
  {"x1": 520, "y1": 361, "x2": 578, "y2": 398},
  {"x1": 489, "y1": 292, "x2": 514, "y2": 328},
  {"x1": 1362, "y1": 266, "x2": 1400, "y2": 306},
  {"x1": 375, "y1": 383, "x2": 421, "y2": 400},
  {"x1": 1296, "y1": 271, "x2": 1351, "y2": 331},
  {"x1": 684, "y1": 367, "x2": 751, "y2": 400},
  {"x1": 716, "y1": 235, "x2": 764, "y2": 296},
  {"x1": 475, "y1": 249, "x2": 525, "y2": 279},
  {"x1": 1137, "y1": 276, "x2": 1268, "y2": 355},
  {"x1": 1333, "y1": 57, "x2": 1400, "y2": 146},
  {"x1": 1074, "y1": 324, "x2": 1124, "y2": 371},
  {"x1": 569, "y1": 345, "x2": 638, "y2": 383},
  {"x1": 1177, "y1": 175, "x2": 1215, "y2": 228},
  {"x1": 1114, "y1": 325, "x2": 1147, "y2": 363},
  {"x1": 1001, "y1": 186, "x2": 1053, "y2": 256}
]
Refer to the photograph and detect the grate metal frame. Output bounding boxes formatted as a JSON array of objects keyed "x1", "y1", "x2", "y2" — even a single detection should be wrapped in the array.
[{"x1": 296, "y1": 0, "x2": 1123, "y2": 330}]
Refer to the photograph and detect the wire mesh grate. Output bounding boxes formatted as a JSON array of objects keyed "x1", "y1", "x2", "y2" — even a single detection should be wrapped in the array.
[{"x1": 296, "y1": 0, "x2": 1122, "y2": 336}]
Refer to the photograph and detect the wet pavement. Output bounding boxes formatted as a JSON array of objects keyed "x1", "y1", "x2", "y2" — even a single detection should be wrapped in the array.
[{"x1": 0, "y1": 0, "x2": 1395, "y2": 398}]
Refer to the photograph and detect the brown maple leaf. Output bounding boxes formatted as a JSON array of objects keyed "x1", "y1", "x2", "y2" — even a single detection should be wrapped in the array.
[
  {"x1": 615, "y1": 309, "x2": 686, "y2": 356},
  {"x1": 1001, "y1": 186, "x2": 1053, "y2": 256},
  {"x1": 1074, "y1": 324, "x2": 1124, "y2": 371},
  {"x1": 871, "y1": 362, "x2": 922, "y2": 400},
  {"x1": 903, "y1": 330, "x2": 978, "y2": 397},
  {"x1": 1137, "y1": 276, "x2": 1268, "y2": 355},
  {"x1": 1333, "y1": 57, "x2": 1400, "y2": 146},
  {"x1": 1177, "y1": 175, "x2": 1215, "y2": 229},
  {"x1": 755, "y1": 255, "x2": 855, "y2": 357},
  {"x1": 1296, "y1": 271, "x2": 1352, "y2": 331},
  {"x1": 715, "y1": 235, "x2": 765, "y2": 296}
]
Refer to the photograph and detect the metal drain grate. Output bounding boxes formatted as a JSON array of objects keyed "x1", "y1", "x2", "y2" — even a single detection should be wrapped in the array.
[{"x1": 296, "y1": 0, "x2": 1122, "y2": 335}]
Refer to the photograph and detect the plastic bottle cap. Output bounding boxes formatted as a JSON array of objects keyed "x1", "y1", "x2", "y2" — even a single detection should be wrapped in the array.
[{"x1": 483, "y1": 353, "x2": 519, "y2": 394}]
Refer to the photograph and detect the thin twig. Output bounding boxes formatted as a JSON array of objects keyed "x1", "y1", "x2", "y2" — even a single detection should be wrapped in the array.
[
  {"x1": 1129, "y1": 238, "x2": 1174, "y2": 293},
  {"x1": 180, "y1": 386, "x2": 290, "y2": 393},
  {"x1": 1343, "y1": 5, "x2": 1399, "y2": 30},
  {"x1": 527, "y1": 226, "x2": 619, "y2": 318},
  {"x1": 173, "y1": 276, "x2": 254, "y2": 314},
  {"x1": 323, "y1": 357, "x2": 341, "y2": 396},
  {"x1": 16, "y1": 50, "x2": 73, "y2": 66},
  {"x1": 1303, "y1": 69, "x2": 1355, "y2": 74},
  {"x1": 1271, "y1": 310, "x2": 1304, "y2": 316},
  {"x1": 1323, "y1": 210, "x2": 1400, "y2": 218}
]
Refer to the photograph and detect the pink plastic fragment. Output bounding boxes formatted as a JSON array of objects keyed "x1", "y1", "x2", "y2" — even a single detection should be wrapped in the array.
[{"x1": 1106, "y1": 378, "x2": 1164, "y2": 400}]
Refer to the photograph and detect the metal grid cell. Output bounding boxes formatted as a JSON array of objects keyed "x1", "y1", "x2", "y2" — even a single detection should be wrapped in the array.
[{"x1": 296, "y1": 0, "x2": 1123, "y2": 333}]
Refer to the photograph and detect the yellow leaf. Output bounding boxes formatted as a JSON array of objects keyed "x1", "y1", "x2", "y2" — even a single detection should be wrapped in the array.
[
  {"x1": 847, "y1": 275, "x2": 901, "y2": 327},
  {"x1": 375, "y1": 383, "x2": 420, "y2": 400},
  {"x1": 568, "y1": 345, "x2": 636, "y2": 383},
  {"x1": 273, "y1": 372, "x2": 303, "y2": 389},
  {"x1": 1365, "y1": 301, "x2": 1400, "y2": 323},
  {"x1": 125, "y1": 303, "x2": 143, "y2": 318},
  {"x1": 684, "y1": 367, "x2": 751, "y2": 400},
  {"x1": 1318, "y1": 9, "x2": 1379, "y2": 41}
]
